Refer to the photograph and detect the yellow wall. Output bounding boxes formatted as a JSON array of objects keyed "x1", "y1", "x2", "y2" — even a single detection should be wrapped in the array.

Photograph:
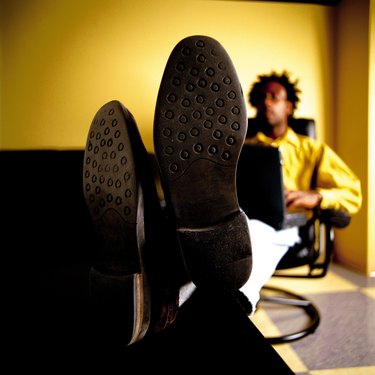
[
  {"x1": 1, "y1": 0, "x2": 335, "y2": 151},
  {"x1": 0, "y1": 0, "x2": 373, "y2": 275},
  {"x1": 334, "y1": 0, "x2": 374, "y2": 276},
  {"x1": 369, "y1": 0, "x2": 375, "y2": 276}
]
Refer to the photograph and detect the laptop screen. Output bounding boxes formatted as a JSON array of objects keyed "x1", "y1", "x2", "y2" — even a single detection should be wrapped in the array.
[{"x1": 236, "y1": 144, "x2": 286, "y2": 229}]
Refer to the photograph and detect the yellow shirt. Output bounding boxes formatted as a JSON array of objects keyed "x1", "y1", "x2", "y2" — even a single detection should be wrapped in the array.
[{"x1": 245, "y1": 127, "x2": 362, "y2": 215}]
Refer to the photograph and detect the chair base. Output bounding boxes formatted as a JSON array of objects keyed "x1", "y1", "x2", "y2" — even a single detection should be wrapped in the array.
[{"x1": 259, "y1": 286, "x2": 320, "y2": 344}]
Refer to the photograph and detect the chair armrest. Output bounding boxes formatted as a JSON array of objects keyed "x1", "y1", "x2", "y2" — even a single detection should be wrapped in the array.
[{"x1": 319, "y1": 209, "x2": 351, "y2": 228}]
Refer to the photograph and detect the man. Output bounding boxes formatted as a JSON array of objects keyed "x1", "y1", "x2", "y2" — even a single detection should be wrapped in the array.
[{"x1": 239, "y1": 71, "x2": 362, "y2": 312}]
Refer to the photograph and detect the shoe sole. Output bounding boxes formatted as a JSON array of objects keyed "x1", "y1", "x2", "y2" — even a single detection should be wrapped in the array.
[
  {"x1": 83, "y1": 100, "x2": 150, "y2": 346},
  {"x1": 154, "y1": 35, "x2": 252, "y2": 290}
]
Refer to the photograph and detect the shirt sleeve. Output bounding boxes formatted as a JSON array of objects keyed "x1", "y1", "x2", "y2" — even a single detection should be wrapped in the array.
[{"x1": 315, "y1": 144, "x2": 362, "y2": 215}]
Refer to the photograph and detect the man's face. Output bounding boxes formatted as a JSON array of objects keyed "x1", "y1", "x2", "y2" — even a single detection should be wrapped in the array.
[{"x1": 255, "y1": 81, "x2": 293, "y2": 126}]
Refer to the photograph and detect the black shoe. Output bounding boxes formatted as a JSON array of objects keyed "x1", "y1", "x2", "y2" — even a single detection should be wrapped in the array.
[
  {"x1": 83, "y1": 100, "x2": 180, "y2": 347},
  {"x1": 153, "y1": 35, "x2": 252, "y2": 291}
]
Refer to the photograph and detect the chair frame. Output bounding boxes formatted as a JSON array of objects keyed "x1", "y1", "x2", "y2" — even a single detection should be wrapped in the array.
[
  {"x1": 274, "y1": 209, "x2": 350, "y2": 279},
  {"x1": 260, "y1": 285, "x2": 321, "y2": 344},
  {"x1": 245, "y1": 117, "x2": 351, "y2": 344}
]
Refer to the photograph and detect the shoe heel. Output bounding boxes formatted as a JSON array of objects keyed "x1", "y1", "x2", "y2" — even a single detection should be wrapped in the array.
[
  {"x1": 89, "y1": 266, "x2": 150, "y2": 346},
  {"x1": 177, "y1": 210, "x2": 252, "y2": 290}
]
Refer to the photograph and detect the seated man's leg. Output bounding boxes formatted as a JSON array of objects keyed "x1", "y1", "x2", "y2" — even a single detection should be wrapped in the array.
[{"x1": 240, "y1": 219, "x2": 300, "y2": 314}]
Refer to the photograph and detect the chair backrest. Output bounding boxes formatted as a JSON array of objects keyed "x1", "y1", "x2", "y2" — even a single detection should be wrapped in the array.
[{"x1": 247, "y1": 117, "x2": 316, "y2": 139}]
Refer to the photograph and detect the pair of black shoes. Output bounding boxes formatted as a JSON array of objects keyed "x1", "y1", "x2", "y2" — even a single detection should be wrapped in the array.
[{"x1": 82, "y1": 35, "x2": 252, "y2": 347}]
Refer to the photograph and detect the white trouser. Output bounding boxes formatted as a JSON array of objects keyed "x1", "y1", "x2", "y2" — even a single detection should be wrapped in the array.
[
  {"x1": 179, "y1": 218, "x2": 301, "y2": 313},
  {"x1": 240, "y1": 219, "x2": 300, "y2": 315}
]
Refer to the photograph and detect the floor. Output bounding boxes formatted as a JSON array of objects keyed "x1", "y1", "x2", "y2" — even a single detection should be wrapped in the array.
[{"x1": 251, "y1": 262, "x2": 375, "y2": 374}]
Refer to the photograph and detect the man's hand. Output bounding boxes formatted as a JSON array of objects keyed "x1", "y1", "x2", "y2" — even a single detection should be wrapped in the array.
[{"x1": 285, "y1": 190, "x2": 322, "y2": 210}]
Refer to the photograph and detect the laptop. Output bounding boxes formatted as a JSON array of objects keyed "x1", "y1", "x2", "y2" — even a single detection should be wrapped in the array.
[{"x1": 236, "y1": 143, "x2": 309, "y2": 230}]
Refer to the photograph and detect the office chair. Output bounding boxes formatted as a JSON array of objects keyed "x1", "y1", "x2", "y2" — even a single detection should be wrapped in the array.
[{"x1": 238, "y1": 117, "x2": 351, "y2": 344}]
